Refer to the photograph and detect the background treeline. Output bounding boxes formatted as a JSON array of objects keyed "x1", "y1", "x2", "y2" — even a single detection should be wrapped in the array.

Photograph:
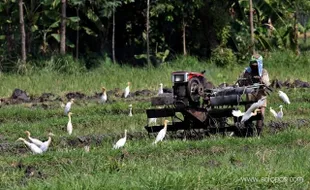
[{"x1": 0, "y1": 0, "x2": 310, "y2": 72}]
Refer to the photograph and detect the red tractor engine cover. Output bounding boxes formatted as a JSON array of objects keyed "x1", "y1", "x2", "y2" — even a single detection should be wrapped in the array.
[{"x1": 172, "y1": 71, "x2": 204, "y2": 83}]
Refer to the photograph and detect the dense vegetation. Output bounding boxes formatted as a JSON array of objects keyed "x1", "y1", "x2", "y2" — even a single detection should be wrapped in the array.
[{"x1": 0, "y1": 0, "x2": 310, "y2": 72}]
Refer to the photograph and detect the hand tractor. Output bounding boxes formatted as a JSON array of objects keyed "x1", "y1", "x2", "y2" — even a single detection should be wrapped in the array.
[{"x1": 145, "y1": 71, "x2": 270, "y2": 138}]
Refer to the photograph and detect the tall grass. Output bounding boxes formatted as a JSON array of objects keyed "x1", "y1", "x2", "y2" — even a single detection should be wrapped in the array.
[{"x1": 1, "y1": 50, "x2": 309, "y2": 97}]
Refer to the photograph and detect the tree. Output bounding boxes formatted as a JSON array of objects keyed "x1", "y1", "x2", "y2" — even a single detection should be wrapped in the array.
[
  {"x1": 146, "y1": 0, "x2": 150, "y2": 65},
  {"x1": 18, "y1": 0, "x2": 26, "y2": 63},
  {"x1": 60, "y1": 0, "x2": 66, "y2": 55}
]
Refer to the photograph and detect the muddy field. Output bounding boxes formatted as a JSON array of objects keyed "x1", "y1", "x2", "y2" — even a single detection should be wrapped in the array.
[{"x1": 1, "y1": 78, "x2": 310, "y2": 155}]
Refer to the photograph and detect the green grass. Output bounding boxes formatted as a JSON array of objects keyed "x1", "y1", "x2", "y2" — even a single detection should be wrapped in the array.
[
  {"x1": 0, "y1": 50, "x2": 309, "y2": 98},
  {"x1": 1, "y1": 51, "x2": 310, "y2": 189}
]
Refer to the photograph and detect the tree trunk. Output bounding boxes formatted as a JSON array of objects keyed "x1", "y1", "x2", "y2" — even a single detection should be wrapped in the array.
[
  {"x1": 304, "y1": 31, "x2": 307, "y2": 44},
  {"x1": 76, "y1": 7, "x2": 79, "y2": 60},
  {"x1": 60, "y1": 0, "x2": 66, "y2": 55},
  {"x1": 293, "y1": 11, "x2": 300, "y2": 55},
  {"x1": 19, "y1": 0, "x2": 26, "y2": 63},
  {"x1": 182, "y1": 18, "x2": 187, "y2": 56},
  {"x1": 112, "y1": 5, "x2": 116, "y2": 64},
  {"x1": 146, "y1": 0, "x2": 150, "y2": 65},
  {"x1": 249, "y1": 0, "x2": 255, "y2": 54},
  {"x1": 6, "y1": 5, "x2": 13, "y2": 56}
]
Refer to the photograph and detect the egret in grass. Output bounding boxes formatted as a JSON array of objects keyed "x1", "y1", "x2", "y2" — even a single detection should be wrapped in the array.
[
  {"x1": 158, "y1": 83, "x2": 163, "y2": 95},
  {"x1": 278, "y1": 90, "x2": 290, "y2": 104},
  {"x1": 67, "y1": 112, "x2": 73, "y2": 135},
  {"x1": 84, "y1": 145, "x2": 90, "y2": 152},
  {"x1": 113, "y1": 129, "x2": 127, "y2": 149},
  {"x1": 124, "y1": 82, "x2": 131, "y2": 98},
  {"x1": 64, "y1": 98, "x2": 74, "y2": 115},
  {"x1": 153, "y1": 120, "x2": 170, "y2": 144},
  {"x1": 40, "y1": 132, "x2": 55, "y2": 152},
  {"x1": 100, "y1": 87, "x2": 107, "y2": 103},
  {"x1": 241, "y1": 109, "x2": 260, "y2": 122},
  {"x1": 25, "y1": 131, "x2": 43, "y2": 147},
  {"x1": 128, "y1": 104, "x2": 133, "y2": 117},
  {"x1": 16, "y1": 138, "x2": 43, "y2": 154},
  {"x1": 270, "y1": 105, "x2": 283, "y2": 119}
]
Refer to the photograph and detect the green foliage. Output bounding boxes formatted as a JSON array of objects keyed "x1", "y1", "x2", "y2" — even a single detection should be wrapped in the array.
[
  {"x1": 211, "y1": 48, "x2": 237, "y2": 67},
  {"x1": 43, "y1": 54, "x2": 86, "y2": 74}
]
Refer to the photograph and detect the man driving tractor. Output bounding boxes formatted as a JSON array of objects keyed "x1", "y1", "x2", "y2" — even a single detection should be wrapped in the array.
[{"x1": 238, "y1": 53, "x2": 270, "y2": 135}]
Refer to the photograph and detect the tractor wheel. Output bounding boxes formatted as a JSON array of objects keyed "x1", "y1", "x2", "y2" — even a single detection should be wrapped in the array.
[{"x1": 187, "y1": 77, "x2": 204, "y2": 104}]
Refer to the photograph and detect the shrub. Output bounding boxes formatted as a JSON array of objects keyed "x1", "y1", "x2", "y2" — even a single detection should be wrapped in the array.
[{"x1": 210, "y1": 47, "x2": 237, "y2": 67}]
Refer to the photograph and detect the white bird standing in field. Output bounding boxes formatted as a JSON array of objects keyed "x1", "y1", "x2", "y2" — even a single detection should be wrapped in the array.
[
  {"x1": 278, "y1": 90, "x2": 290, "y2": 104},
  {"x1": 67, "y1": 112, "x2": 73, "y2": 135},
  {"x1": 84, "y1": 145, "x2": 90, "y2": 152},
  {"x1": 64, "y1": 98, "x2": 74, "y2": 115},
  {"x1": 100, "y1": 87, "x2": 108, "y2": 103},
  {"x1": 16, "y1": 138, "x2": 43, "y2": 154},
  {"x1": 113, "y1": 129, "x2": 127, "y2": 149},
  {"x1": 153, "y1": 120, "x2": 169, "y2": 145},
  {"x1": 128, "y1": 104, "x2": 133, "y2": 117},
  {"x1": 158, "y1": 83, "x2": 163, "y2": 95},
  {"x1": 25, "y1": 131, "x2": 43, "y2": 147},
  {"x1": 241, "y1": 109, "x2": 260, "y2": 123},
  {"x1": 270, "y1": 105, "x2": 283, "y2": 119},
  {"x1": 124, "y1": 82, "x2": 131, "y2": 98},
  {"x1": 40, "y1": 132, "x2": 55, "y2": 152}
]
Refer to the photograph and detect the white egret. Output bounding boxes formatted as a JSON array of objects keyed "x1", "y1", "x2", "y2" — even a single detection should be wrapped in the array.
[
  {"x1": 241, "y1": 109, "x2": 260, "y2": 122},
  {"x1": 270, "y1": 105, "x2": 283, "y2": 119},
  {"x1": 64, "y1": 98, "x2": 74, "y2": 115},
  {"x1": 67, "y1": 112, "x2": 73, "y2": 135},
  {"x1": 124, "y1": 82, "x2": 131, "y2": 98},
  {"x1": 128, "y1": 104, "x2": 133, "y2": 117},
  {"x1": 158, "y1": 83, "x2": 163, "y2": 95},
  {"x1": 16, "y1": 138, "x2": 43, "y2": 154},
  {"x1": 113, "y1": 129, "x2": 127, "y2": 149},
  {"x1": 278, "y1": 90, "x2": 290, "y2": 104},
  {"x1": 100, "y1": 87, "x2": 107, "y2": 103},
  {"x1": 40, "y1": 132, "x2": 55, "y2": 152},
  {"x1": 153, "y1": 120, "x2": 169, "y2": 144},
  {"x1": 247, "y1": 97, "x2": 267, "y2": 113},
  {"x1": 84, "y1": 145, "x2": 90, "y2": 152},
  {"x1": 25, "y1": 131, "x2": 43, "y2": 147},
  {"x1": 232, "y1": 110, "x2": 245, "y2": 117}
]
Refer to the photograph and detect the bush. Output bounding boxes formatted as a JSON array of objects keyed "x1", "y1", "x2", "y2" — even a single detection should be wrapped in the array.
[
  {"x1": 45, "y1": 54, "x2": 86, "y2": 74},
  {"x1": 211, "y1": 47, "x2": 237, "y2": 67}
]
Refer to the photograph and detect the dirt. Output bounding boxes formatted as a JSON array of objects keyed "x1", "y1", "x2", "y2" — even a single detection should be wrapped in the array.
[
  {"x1": 267, "y1": 119, "x2": 309, "y2": 133},
  {"x1": 1, "y1": 78, "x2": 309, "y2": 106},
  {"x1": 270, "y1": 79, "x2": 310, "y2": 88}
]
